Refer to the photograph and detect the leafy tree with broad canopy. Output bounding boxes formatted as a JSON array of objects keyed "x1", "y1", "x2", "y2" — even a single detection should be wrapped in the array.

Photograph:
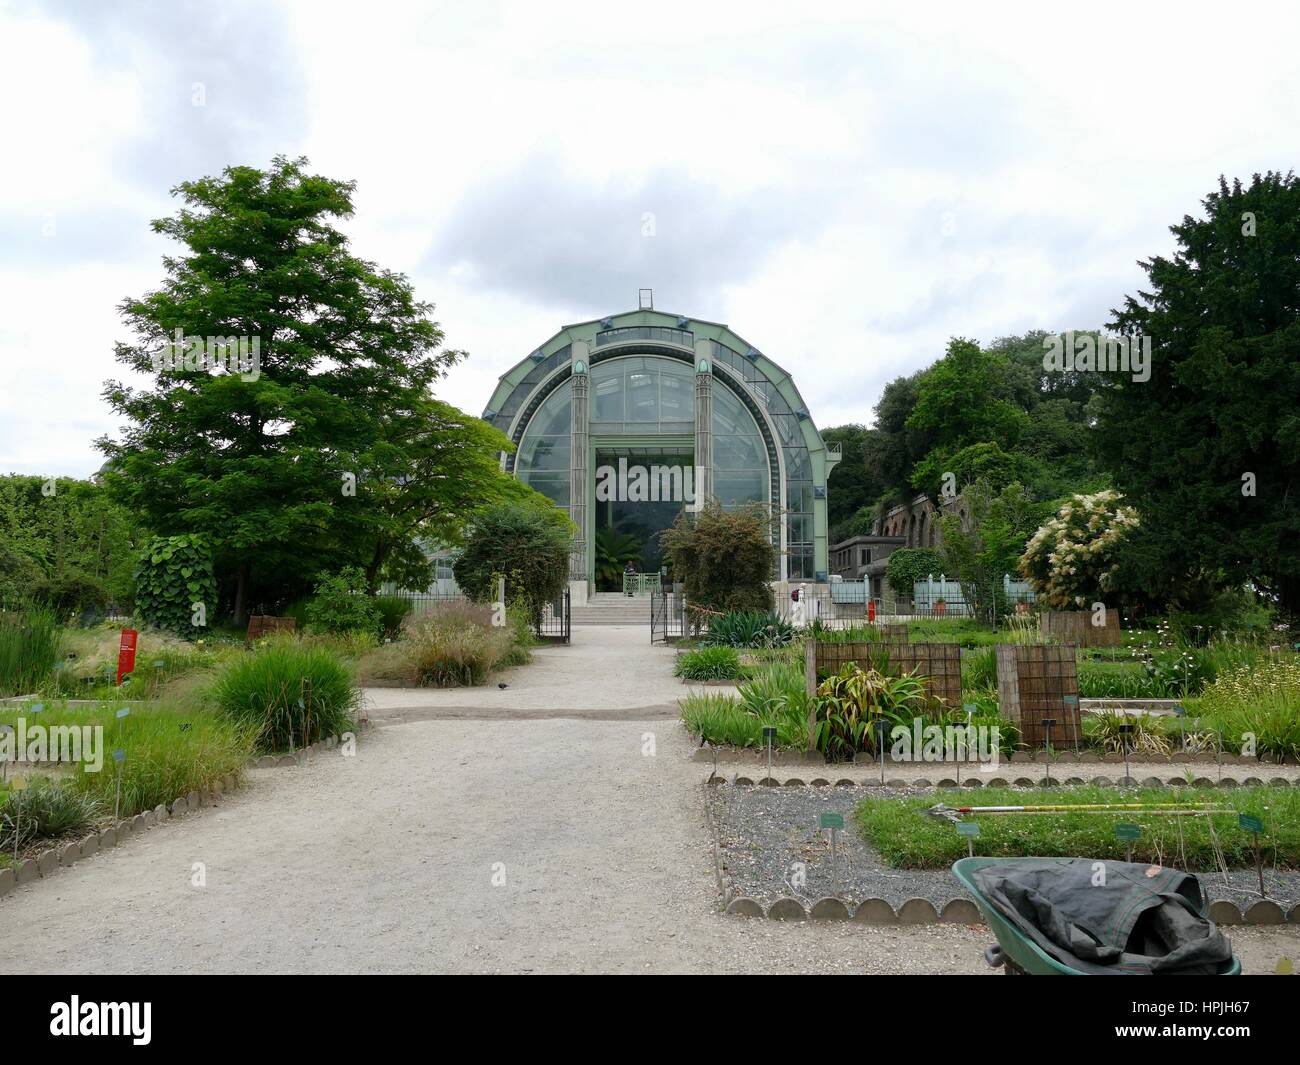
[
  {"x1": 1018, "y1": 489, "x2": 1139, "y2": 609},
  {"x1": 1096, "y1": 172, "x2": 1300, "y2": 617},
  {"x1": 98, "y1": 156, "x2": 522, "y2": 622}
]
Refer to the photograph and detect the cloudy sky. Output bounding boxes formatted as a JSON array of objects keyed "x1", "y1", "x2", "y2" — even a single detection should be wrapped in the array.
[{"x1": 2, "y1": 0, "x2": 1297, "y2": 477}]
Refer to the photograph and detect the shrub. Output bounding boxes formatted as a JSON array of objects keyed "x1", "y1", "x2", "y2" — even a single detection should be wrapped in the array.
[
  {"x1": 374, "y1": 594, "x2": 414, "y2": 640},
  {"x1": 454, "y1": 498, "x2": 573, "y2": 629},
  {"x1": 674, "y1": 646, "x2": 742, "y2": 681},
  {"x1": 885, "y1": 548, "x2": 944, "y2": 599},
  {"x1": 1019, "y1": 490, "x2": 1139, "y2": 608},
  {"x1": 213, "y1": 640, "x2": 359, "y2": 752},
  {"x1": 1, "y1": 779, "x2": 100, "y2": 850},
  {"x1": 1083, "y1": 711, "x2": 1171, "y2": 755},
  {"x1": 402, "y1": 602, "x2": 518, "y2": 687},
  {"x1": 702, "y1": 611, "x2": 794, "y2": 648},
  {"x1": 31, "y1": 569, "x2": 109, "y2": 621},
  {"x1": 0, "y1": 605, "x2": 61, "y2": 697},
  {"x1": 305, "y1": 567, "x2": 380, "y2": 636},
  {"x1": 134, "y1": 534, "x2": 218, "y2": 638},
  {"x1": 661, "y1": 501, "x2": 775, "y2": 614}
]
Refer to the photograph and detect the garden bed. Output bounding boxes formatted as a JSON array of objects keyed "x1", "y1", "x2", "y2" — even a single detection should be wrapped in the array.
[{"x1": 708, "y1": 782, "x2": 1300, "y2": 915}]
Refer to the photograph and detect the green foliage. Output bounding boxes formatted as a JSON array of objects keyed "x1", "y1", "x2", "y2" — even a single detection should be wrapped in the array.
[
  {"x1": 0, "y1": 475, "x2": 140, "y2": 611},
  {"x1": 0, "y1": 605, "x2": 61, "y2": 697},
  {"x1": 305, "y1": 567, "x2": 380, "y2": 635},
  {"x1": 212, "y1": 640, "x2": 359, "y2": 752},
  {"x1": 661, "y1": 501, "x2": 775, "y2": 614},
  {"x1": 374, "y1": 594, "x2": 414, "y2": 640},
  {"x1": 674, "y1": 646, "x2": 742, "y2": 681},
  {"x1": 701, "y1": 611, "x2": 795, "y2": 648},
  {"x1": 884, "y1": 548, "x2": 944, "y2": 598},
  {"x1": 679, "y1": 660, "x2": 808, "y2": 748},
  {"x1": 812, "y1": 664, "x2": 932, "y2": 760},
  {"x1": 594, "y1": 528, "x2": 642, "y2": 588},
  {"x1": 1185, "y1": 658, "x2": 1300, "y2": 760},
  {"x1": 454, "y1": 498, "x2": 573, "y2": 629},
  {"x1": 857, "y1": 786, "x2": 1300, "y2": 869},
  {"x1": 1, "y1": 779, "x2": 100, "y2": 850},
  {"x1": 31, "y1": 569, "x2": 109, "y2": 620},
  {"x1": 939, "y1": 480, "x2": 1048, "y2": 622},
  {"x1": 822, "y1": 424, "x2": 884, "y2": 540},
  {"x1": 133, "y1": 534, "x2": 217, "y2": 638},
  {"x1": 1099, "y1": 172, "x2": 1300, "y2": 617},
  {"x1": 962, "y1": 646, "x2": 997, "y2": 690}
]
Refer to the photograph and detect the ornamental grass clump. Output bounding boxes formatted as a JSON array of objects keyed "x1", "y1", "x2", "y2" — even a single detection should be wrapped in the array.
[
  {"x1": 213, "y1": 639, "x2": 359, "y2": 752},
  {"x1": 1187, "y1": 658, "x2": 1300, "y2": 760},
  {"x1": 401, "y1": 602, "x2": 518, "y2": 687}
]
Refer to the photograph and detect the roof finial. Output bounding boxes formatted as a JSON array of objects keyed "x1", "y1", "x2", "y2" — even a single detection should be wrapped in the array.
[{"x1": 638, "y1": 288, "x2": 654, "y2": 310}]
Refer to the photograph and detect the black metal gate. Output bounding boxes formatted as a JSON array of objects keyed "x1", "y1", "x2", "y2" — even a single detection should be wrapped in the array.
[
  {"x1": 650, "y1": 590, "x2": 686, "y2": 643},
  {"x1": 535, "y1": 588, "x2": 571, "y2": 644}
]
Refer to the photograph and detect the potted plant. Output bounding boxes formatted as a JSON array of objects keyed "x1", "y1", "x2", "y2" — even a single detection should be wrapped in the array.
[{"x1": 933, "y1": 597, "x2": 947, "y2": 617}]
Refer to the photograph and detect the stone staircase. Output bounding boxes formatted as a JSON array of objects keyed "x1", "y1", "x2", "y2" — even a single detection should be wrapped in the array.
[{"x1": 570, "y1": 591, "x2": 654, "y2": 626}]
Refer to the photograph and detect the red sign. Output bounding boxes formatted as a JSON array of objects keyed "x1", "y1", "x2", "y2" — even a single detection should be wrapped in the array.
[
  {"x1": 868, "y1": 600, "x2": 876, "y2": 623},
  {"x1": 116, "y1": 629, "x2": 138, "y2": 686}
]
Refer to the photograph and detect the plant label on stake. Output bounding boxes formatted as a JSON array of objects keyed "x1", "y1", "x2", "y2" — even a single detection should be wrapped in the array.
[
  {"x1": 10, "y1": 774, "x2": 26, "y2": 860},
  {"x1": 820, "y1": 812, "x2": 844, "y2": 879},
  {"x1": 1040, "y1": 718, "x2": 1056, "y2": 787},
  {"x1": 113, "y1": 748, "x2": 125, "y2": 820},
  {"x1": 875, "y1": 718, "x2": 887, "y2": 785},
  {"x1": 1239, "y1": 813, "x2": 1266, "y2": 898},
  {"x1": 956, "y1": 819, "x2": 980, "y2": 858},
  {"x1": 1117, "y1": 722, "x2": 1134, "y2": 782},
  {"x1": 0, "y1": 724, "x2": 11, "y2": 784},
  {"x1": 1062, "y1": 695, "x2": 1079, "y2": 750},
  {"x1": 1115, "y1": 822, "x2": 1141, "y2": 863},
  {"x1": 763, "y1": 726, "x2": 776, "y2": 781}
]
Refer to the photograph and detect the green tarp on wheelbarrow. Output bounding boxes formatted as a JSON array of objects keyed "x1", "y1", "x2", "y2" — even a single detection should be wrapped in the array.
[{"x1": 961, "y1": 857, "x2": 1236, "y2": 975}]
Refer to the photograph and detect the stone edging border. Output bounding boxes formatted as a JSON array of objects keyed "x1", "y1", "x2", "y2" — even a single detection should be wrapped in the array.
[
  {"x1": 0, "y1": 772, "x2": 241, "y2": 901},
  {"x1": 692, "y1": 746, "x2": 1298, "y2": 766},
  {"x1": 248, "y1": 733, "x2": 349, "y2": 769},
  {"x1": 704, "y1": 778, "x2": 1300, "y2": 927},
  {"x1": 711, "y1": 774, "x2": 1300, "y2": 789}
]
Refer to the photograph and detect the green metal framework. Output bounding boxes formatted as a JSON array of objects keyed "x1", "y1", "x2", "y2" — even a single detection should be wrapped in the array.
[{"x1": 482, "y1": 308, "x2": 841, "y2": 589}]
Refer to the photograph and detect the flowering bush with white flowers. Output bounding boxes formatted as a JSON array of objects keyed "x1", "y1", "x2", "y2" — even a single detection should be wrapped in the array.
[{"x1": 1018, "y1": 490, "x2": 1139, "y2": 608}]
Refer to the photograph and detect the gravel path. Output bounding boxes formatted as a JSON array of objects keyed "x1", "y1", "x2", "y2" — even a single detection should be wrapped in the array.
[
  {"x1": 711, "y1": 784, "x2": 1300, "y2": 912},
  {"x1": 362, "y1": 625, "x2": 736, "y2": 722}
]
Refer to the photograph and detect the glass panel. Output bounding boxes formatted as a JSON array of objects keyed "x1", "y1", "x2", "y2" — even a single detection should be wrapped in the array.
[
  {"x1": 521, "y1": 472, "x2": 570, "y2": 509},
  {"x1": 713, "y1": 469, "x2": 766, "y2": 505},
  {"x1": 714, "y1": 433, "x2": 766, "y2": 469}
]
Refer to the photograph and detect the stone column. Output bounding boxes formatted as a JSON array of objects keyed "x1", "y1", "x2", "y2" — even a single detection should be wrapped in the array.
[
  {"x1": 693, "y1": 339, "x2": 712, "y2": 507},
  {"x1": 569, "y1": 342, "x2": 590, "y2": 604}
]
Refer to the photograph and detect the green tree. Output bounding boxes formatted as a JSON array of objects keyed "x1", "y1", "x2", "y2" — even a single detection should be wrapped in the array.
[
  {"x1": 907, "y1": 338, "x2": 1029, "y2": 499},
  {"x1": 660, "y1": 501, "x2": 776, "y2": 613},
  {"x1": 821, "y1": 424, "x2": 883, "y2": 540},
  {"x1": 1019, "y1": 490, "x2": 1140, "y2": 609},
  {"x1": 938, "y1": 481, "x2": 1047, "y2": 624},
  {"x1": 884, "y1": 547, "x2": 944, "y2": 599},
  {"x1": 1098, "y1": 172, "x2": 1300, "y2": 617},
  {"x1": 453, "y1": 498, "x2": 574, "y2": 628},
  {"x1": 98, "y1": 156, "x2": 468, "y2": 623}
]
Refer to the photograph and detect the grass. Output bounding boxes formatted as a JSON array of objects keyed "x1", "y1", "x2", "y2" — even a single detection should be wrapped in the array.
[
  {"x1": 0, "y1": 699, "x2": 255, "y2": 822},
  {"x1": 679, "y1": 659, "x2": 809, "y2": 748},
  {"x1": 674, "y1": 646, "x2": 743, "y2": 681},
  {"x1": 212, "y1": 639, "x2": 359, "y2": 752},
  {"x1": 384, "y1": 602, "x2": 529, "y2": 687},
  {"x1": 1, "y1": 777, "x2": 101, "y2": 851},
  {"x1": 1184, "y1": 658, "x2": 1300, "y2": 760},
  {"x1": 856, "y1": 785, "x2": 1300, "y2": 869},
  {"x1": 0, "y1": 605, "x2": 62, "y2": 697}
]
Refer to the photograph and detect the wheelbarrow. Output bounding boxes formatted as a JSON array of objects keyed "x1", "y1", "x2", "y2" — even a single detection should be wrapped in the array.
[{"x1": 952, "y1": 857, "x2": 1241, "y2": 976}]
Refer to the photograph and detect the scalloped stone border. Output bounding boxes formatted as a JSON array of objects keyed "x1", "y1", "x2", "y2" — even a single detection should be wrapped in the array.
[
  {"x1": 248, "y1": 733, "x2": 348, "y2": 769},
  {"x1": 0, "y1": 772, "x2": 241, "y2": 901},
  {"x1": 707, "y1": 778, "x2": 1300, "y2": 925}
]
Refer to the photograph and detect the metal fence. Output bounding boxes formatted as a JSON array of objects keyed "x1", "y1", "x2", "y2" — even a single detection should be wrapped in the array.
[{"x1": 650, "y1": 590, "x2": 687, "y2": 643}]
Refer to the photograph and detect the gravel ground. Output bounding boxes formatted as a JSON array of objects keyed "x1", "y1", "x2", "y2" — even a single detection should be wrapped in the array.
[{"x1": 711, "y1": 784, "x2": 1300, "y2": 912}]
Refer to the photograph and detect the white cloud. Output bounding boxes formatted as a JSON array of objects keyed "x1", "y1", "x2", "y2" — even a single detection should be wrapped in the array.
[{"x1": 2, "y1": 0, "x2": 1298, "y2": 475}]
